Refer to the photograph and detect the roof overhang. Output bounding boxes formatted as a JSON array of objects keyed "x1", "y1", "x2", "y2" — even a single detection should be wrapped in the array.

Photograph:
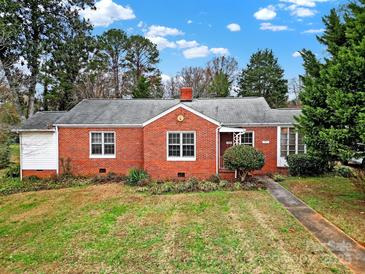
[
  {"x1": 219, "y1": 127, "x2": 245, "y2": 133},
  {"x1": 12, "y1": 129, "x2": 56, "y2": 133},
  {"x1": 54, "y1": 124, "x2": 143, "y2": 128}
]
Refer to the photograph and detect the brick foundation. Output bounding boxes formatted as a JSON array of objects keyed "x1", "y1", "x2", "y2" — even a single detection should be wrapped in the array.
[{"x1": 22, "y1": 170, "x2": 57, "y2": 179}]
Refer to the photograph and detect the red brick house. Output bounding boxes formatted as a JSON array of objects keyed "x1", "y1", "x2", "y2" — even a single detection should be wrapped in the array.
[{"x1": 17, "y1": 88, "x2": 303, "y2": 180}]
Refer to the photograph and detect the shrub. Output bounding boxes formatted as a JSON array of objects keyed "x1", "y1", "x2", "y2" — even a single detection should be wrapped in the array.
[
  {"x1": 127, "y1": 168, "x2": 149, "y2": 185},
  {"x1": 0, "y1": 143, "x2": 10, "y2": 169},
  {"x1": 272, "y1": 174, "x2": 285, "y2": 182},
  {"x1": 219, "y1": 180, "x2": 229, "y2": 188},
  {"x1": 5, "y1": 164, "x2": 20, "y2": 178},
  {"x1": 223, "y1": 145, "x2": 265, "y2": 182},
  {"x1": 198, "y1": 181, "x2": 219, "y2": 192},
  {"x1": 351, "y1": 170, "x2": 365, "y2": 195},
  {"x1": 286, "y1": 154, "x2": 328, "y2": 176},
  {"x1": 208, "y1": 174, "x2": 221, "y2": 184},
  {"x1": 335, "y1": 165, "x2": 354, "y2": 178}
]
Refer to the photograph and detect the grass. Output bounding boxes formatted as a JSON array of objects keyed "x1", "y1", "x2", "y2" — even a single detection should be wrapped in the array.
[
  {"x1": 281, "y1": 176, "x2": 365, "y2": 244},
  {"x1": 0, "y1": 184, "x2": 350, "y2": 273}
]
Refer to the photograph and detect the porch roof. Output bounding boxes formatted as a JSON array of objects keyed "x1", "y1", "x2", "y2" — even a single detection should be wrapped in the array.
[{"x1": 219, "y1": 127, "x2": 245, "y2": 133}]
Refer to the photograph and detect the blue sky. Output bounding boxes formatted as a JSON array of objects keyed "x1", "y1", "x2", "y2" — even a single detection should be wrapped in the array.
[{"x1": 81, "y1": 0, "x2": 346, "y2": 80}]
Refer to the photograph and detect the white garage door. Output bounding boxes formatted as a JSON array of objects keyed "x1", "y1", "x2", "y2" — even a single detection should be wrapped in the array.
[{"x1": 21, "y1": 132, "x2": 58, "y2": 170}]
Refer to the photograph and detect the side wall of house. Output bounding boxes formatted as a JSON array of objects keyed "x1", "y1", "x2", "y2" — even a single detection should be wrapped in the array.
[
  {"x1": 143, "y1": 107, "x2": 218, "y2": 179},
  {"x1": 20, "y1": 131, "x2": 58, "y2": 178},
  {"x1": 58, "y1": 127, "x2": 144, "y2": 176}
]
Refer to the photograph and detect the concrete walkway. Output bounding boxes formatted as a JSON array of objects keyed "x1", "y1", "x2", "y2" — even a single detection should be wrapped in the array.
[{"x1": 264, "y1": 178, "x2": 365, "y2": 274}]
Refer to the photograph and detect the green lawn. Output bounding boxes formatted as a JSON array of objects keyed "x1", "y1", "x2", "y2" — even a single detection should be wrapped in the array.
[
  {"x1": 0, "y1": 184, "x2": 349, "y2": 273},
  {"x1": 281, "y1": 176, "x2": 365, "y2": 244}
]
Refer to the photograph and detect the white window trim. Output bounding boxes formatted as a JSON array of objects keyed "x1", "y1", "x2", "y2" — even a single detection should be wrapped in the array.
[
  {"x1": 242, "y1": 131, "x2": 255, "y2": 147},
  {"x1": 166, "y1": 131, "x2": 196, "y2": 161},
  {"x1": 277, "y1": 126, "x2": 306, "y2": 167},
  {"x1": 89, "y1": 131, "x2": 116, "y2": 159}
]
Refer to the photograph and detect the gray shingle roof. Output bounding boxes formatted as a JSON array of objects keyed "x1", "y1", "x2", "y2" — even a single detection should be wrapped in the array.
[
  {"x1": 20, "y1": 97, "x2": 301, "y2": 129},
  {"x1": 20, "y1": 111, "x2": 66, "y2": 130}
]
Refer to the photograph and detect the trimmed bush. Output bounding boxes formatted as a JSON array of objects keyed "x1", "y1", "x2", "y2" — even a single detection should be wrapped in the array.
[
  {"x1": 334, "y1": 165, "x2": 354, "y2": 178},
  {"x1": 286, "y1": 154, "x2": 328, "y2": 176},
  {"x1": 208, "y1": 174, "x2": 221, "y2": 184},
  {"x1": 223, "y1": 145, "x2": 265, "y2": 181},
  {"x1": 127, "y1": 168, "x2": 149, "y2": 185}
]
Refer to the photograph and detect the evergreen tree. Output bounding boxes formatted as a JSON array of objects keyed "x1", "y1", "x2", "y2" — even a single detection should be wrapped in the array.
[
  {"x1": 132, "y1": 76, "x2": 150, "y2": 98},
  {"x1": 237, "y1": 49, "x2": 288, "y2": 108},
  {"x1": 98, "y1": 29, "x2": 128, "y2": 97},
  {"x1": 297, "y1": 3, "x2": 365, "y2": 161},
  {"x1": 208, "y1": 72, "x2": 230, "y2": 97}
]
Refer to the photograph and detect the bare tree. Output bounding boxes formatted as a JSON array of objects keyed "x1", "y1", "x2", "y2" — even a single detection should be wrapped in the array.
[
  {"x1": 177, "y1": 67, "x2": 212, "y2": 98},
  {"x1": 206, "y1": 56, "x2": 238, "y2": 83},
  {"x1": 288, "y1": 77, "x2": 303, "y2": 106}
]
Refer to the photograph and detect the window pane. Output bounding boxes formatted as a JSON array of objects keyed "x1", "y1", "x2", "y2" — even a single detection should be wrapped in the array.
[
  {"x1": 242, "y1": 132, "x2": 253, "y2": 145},
  {"x1": 104, "y1": 133, "x2": 114, "y2": 143},
  {"x1": 183, "y1": 145, "x2": 194, "y2": 157},
  {"x1": 281, "y1": 149, "x2": 287, "y2": 157},
  {"x1": 168, "y1": 133, "x2": 180, "y2": 144},
  {"x1": 92, "y1": 144, "x2": 102, "y2": 154},
  {"x1": 168, "y1": 145, "x2": 180, "y2": 157},
  {"x1": 91, "y1": 133, "x2": 102, "y2": 143},
  {"x1": 182, "y1": 133, "x2": 194, "y2": 144},
  {"x1": 104, "y1": 144, "x2": 115, "y2": 154}
]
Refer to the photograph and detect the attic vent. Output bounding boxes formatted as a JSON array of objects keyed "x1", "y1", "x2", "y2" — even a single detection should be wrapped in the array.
[
  {"x1": 99, "y1": 168, "x2": 106, "y2": 174},
  {"x1": 177, "y1": 172, "x2": 185, "y2": 178}
]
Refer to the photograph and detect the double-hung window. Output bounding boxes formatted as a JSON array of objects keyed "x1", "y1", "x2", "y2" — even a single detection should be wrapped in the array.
[
  {"x1": 167, "y1": 132, "x2": 196, "y2": 161},
  {"x1": 241, "y1": 131, "x2": 254, "y2": 146},
  {"x1": 90, "y1": 132, "x2": 115, "y2": 158}
]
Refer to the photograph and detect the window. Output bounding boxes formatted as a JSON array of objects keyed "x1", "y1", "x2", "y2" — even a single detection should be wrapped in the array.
[
  {"x1": 242, "y1": 131, "x2": 254, "y2": 146},
  {"x1": 167, "y1": 132, "x2": 196, "y2": 160},
  {"x1": 280, "y1": 127, "x2": 305, "y2": 157},
  {"x1": 90, "y1": 132, "x2": 115, "y2": 158}
]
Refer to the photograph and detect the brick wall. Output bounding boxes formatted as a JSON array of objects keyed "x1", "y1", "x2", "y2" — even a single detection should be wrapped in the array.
[
  {"x1": 22, "y1": 170, "x2": 57, "y2": 179},
  {"x1": 218, "y1": 127, "x2": 282, "y2": 179},
  {"x1": 58, "y1": 127, "x2": 143, "y2": 176},
  {"x1": 143, "y1": 107, "x2": 218, "y2": 179}
]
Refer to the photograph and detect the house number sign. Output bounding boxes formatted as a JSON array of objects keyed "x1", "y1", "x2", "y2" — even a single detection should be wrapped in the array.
[{"x1": 177, "y1": 115, "x2": 185, "y2": 122}]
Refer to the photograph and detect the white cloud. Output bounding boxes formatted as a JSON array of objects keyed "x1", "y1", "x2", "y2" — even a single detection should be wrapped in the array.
[
  {"x1": 227, "y1": 23, "x2": 241, "y2": 32},
  {"x1": 187, "y1": 19, "x2": 193, "y2": 24},
  {"x1": 80, "y1": 0, "x2": 135, "y2": 27},
  {"x1": 210, "y1": 48, "x2": 229, "y2": 55},
  {"x1": 291, "y1": 7, "x2": 316, "y2": 17},
  {"x1": 176, "y1": 39, "x2": 199, "y2": 48},
  {"x1": 292, "y1": 51, "x2": 301, "y2": 58},
  {"x1": 137, "y1": 21, "x2": 144, "y2": 28},
  {"x1": 147, "y1": 36, "x2": 176, "y2": 50},
  {"x1": 146, "y1": 25, "x2": 184, "y2": 37},
  {"x1": 280, "y1": 0, "x2": 316, "y2": 7},
  {"x1": 254, "y1": 5, "x2": 277, "y2": 20},
  {"x1": 183, "y1": 46, "x2": 210, "y2": 59},
  {"x1": 260, "y1": 22, "x2": 289, "y2": 31},
  {"x1": 161, "y1": 74, "x2": 171, "y2": 83},
  {"x1": 302, "y1": 28, "x2": 325, "y2": 33}
]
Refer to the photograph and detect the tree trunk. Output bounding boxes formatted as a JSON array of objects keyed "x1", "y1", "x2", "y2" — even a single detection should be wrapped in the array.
[{"x1": 239, "y1": 169, "x2": 248, "y2": 182}]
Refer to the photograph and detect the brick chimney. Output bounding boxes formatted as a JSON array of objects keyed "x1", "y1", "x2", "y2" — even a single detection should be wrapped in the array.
[{"x1": 180, "y1": 87, "x2": 193, "y2": 102}]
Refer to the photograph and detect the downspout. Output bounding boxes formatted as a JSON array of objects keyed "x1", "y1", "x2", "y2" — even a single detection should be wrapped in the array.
[
  {"x1": 19, "y1": 133, "x2": 23, "y2": 181},
  {"x1": 216, "y1": 125, "x2": 222, "y2": 175},
  {"x1": 55, "y1": 126, "x2": 59, "y2": 175}
]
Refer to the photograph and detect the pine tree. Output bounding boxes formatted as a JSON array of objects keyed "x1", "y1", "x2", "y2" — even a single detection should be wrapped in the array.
[
  {"x1": 297, "y1": 3, "x2": 365, "y2": 161},
  {"x1": 208, "y1": 72, "x2": 230, "y2": 97},
  {"x1": 237, "y1": 49, "x2": 288, "y2": 108}
]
